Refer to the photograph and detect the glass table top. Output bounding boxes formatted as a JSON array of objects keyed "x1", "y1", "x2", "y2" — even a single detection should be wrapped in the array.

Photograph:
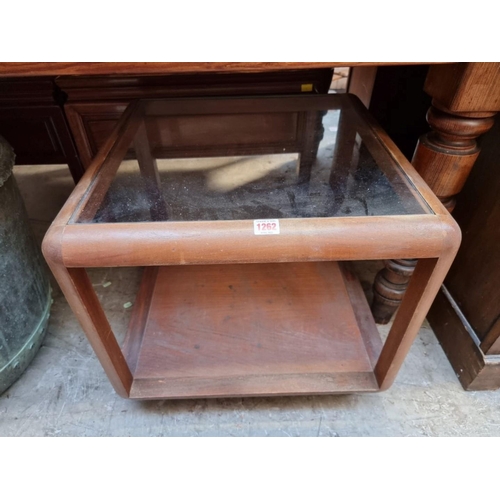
[{"x1": 73, "y1": 95, "x2": 430, "y2": 224}]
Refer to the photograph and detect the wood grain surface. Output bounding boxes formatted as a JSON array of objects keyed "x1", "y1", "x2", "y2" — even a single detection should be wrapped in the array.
[
  {"x1": 0, "y1": 62, "x2": 447, "y2": 78},
  {"x1": 370, "y1": 64, "x2": 499, "y2": 324},
  {"x1": 125, "y1": 262, "x2": 380, "y2": 399},
  {"x1": 56, "y1": 216, "x2": 449, "y2": 268},
  {"x1": 428, "y1": 288, "x2": 500, "y2": 391},
  {"x1": 425, "y1": 62, "x2": 500, "y2": 113},
  {"x1": 426, "y1": 115, "x2": 500, "y2": 389}
]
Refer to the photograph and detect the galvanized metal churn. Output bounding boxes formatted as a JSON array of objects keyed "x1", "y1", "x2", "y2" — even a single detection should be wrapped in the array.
[{"x1": 0, "y1": 134, "x2": 51, "y2": 394}]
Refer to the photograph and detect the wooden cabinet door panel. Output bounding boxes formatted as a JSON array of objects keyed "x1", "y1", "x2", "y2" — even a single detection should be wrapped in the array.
[{"x1": 0, "y1": 106, "x2": 84, "y2": 182}]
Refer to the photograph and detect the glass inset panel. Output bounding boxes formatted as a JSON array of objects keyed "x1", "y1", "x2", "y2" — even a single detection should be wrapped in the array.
[{"x1": 74, "y1": 98, "x2": 430, "y2": 224}]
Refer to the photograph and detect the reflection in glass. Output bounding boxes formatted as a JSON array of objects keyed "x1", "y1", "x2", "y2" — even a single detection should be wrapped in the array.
[{"x1": 77, "y1": 106, "x2": 428, "y2": 224}]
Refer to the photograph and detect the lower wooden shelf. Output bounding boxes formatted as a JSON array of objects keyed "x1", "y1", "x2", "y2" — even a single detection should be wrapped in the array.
[{"x1": 122, "y1": 261, "x2": 383, "y2": 399}]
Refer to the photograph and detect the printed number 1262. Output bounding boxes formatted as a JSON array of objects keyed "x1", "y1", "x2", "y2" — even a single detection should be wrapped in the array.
[{"x1": 257, "y1": 222, "x2": 276, "y2": 231}]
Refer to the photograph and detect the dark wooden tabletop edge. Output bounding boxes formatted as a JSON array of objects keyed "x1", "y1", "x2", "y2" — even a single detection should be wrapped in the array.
[{"x1": 0, "y1": 62, "x2": 453, "y2": 78}]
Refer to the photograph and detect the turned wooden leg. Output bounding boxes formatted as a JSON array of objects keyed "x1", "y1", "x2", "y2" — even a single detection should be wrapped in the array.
[
  {"x1": 372, "y1": 259, "x2": 417, "y2": 325},
  {"x1": 411, "y1": 102, "x2": 496, "y2": 211},
  {"x1": 372, "y1": 101, "x2": 496, "y2": 324}
]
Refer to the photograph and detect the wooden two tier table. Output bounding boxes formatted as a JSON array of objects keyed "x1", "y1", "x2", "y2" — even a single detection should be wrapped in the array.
[{"x1": 42, "y1": 94, "x2": 460, "y2": 400}]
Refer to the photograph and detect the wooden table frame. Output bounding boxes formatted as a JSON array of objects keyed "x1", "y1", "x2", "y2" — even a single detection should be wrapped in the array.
[
  {"x1": 1, "y1": 62, "x2": 497, "y2": 325},
  {"x1": 42, "y1": 94, "x2": 461, "y2": 399},
  {"x1": 3, "y1": 62, "x2": 497, "y2": 392}
]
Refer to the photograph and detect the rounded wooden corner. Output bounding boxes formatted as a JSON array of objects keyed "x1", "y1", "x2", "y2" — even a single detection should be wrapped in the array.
[
  {"x1": 439, "y1": 214, "x2": 462, "y2": 257},
  {"x1": 376, "y1": 380, "x2": 393, "y2": 393},
  {"x1": 119, "y1": 390, "x2": 132, "y2": 400},
  {"x1": 41, "y1": 224, "x2": 65, "y2": 266},
  {"x1": 344, "y1": 92, "x2": 367, "y2": 111}
]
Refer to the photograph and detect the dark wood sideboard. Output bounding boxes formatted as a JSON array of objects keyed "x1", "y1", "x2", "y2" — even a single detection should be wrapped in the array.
[
  {"x1": 0, "y1": 78, "x2": 84, "y2": 182},
  {"x1": 57, "y1": 70, "x2": 333, "y2": 169},
  {"x1": 0, "y1": 69, "x2": 333, "y2": 180}
]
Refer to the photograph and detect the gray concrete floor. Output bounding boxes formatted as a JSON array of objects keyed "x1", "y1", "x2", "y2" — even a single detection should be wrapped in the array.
[{"x1": 1, "y1": 164, "x2": 500, "y2": 437}]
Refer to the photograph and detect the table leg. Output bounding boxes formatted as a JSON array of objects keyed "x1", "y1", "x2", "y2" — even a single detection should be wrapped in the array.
[
  {"x1": 134, "y1": 121, "x2": 168, "y2": 221},
  {"x1": 372, "y1": 100, "x2": 496, "y2": 324},
  {"x1": 42, "y1": 237, "x2": 133, "y2": 398},
  {"x1": 298, "y1": 110, "x2": 326, "y2": 184},
  {"x1": 372, "y1": 259, "x2": 417, "y2": 325},
  {"x1": 375, "y1": 256, "x2": 452, "y2": 390}
]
